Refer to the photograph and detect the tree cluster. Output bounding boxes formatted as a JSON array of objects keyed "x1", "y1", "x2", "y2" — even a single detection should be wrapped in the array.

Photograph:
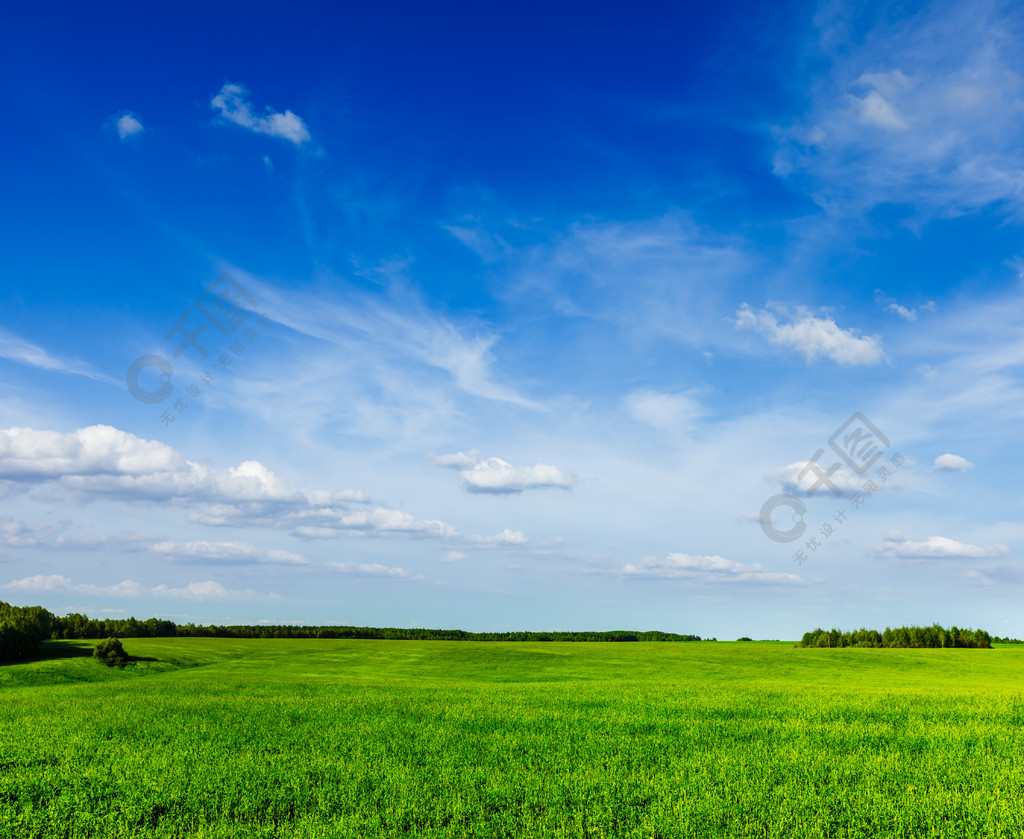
[
  {"x1": 798, "y1": 625, "x2": 992, "y2": 649},
  {"x1": 0, "y1": 601, "x2": 53, "y2": 661}
]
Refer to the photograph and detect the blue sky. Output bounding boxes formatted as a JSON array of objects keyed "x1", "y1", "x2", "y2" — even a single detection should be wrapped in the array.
[{"x1": 2, "y1": 0, "x2": 1024, "y2": 638}]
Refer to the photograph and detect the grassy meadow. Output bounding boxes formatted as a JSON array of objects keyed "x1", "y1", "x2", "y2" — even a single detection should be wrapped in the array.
[{"x1": 3, "y1": 638, "x2": 1024, "y2": 838}]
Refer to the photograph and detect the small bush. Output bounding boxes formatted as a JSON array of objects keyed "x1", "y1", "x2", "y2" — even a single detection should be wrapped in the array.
[{"x1": 94, "y1": 637, "x2": 129, "y2": 667}]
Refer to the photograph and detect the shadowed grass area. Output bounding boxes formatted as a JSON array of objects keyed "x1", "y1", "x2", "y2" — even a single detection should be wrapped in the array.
[{"x1": 3, "y1": 639, "x2": 1024, "y2": 837}]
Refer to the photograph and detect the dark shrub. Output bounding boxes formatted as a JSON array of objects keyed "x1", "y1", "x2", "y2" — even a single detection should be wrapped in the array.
[{"x1": 94, "y1": 637, "x2": 129, "y2": 667}]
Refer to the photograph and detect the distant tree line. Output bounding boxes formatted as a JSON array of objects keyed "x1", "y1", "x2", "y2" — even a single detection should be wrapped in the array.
[
  {"x1": 0, "y1": 601, "x2": 53, "y2": 661},
  {"x1": 992, "y1": 635, "x2": 1024, "y2": 644},
  {"x1": 0, "y1": 605, "x2": 710, "y2": 646},
  {"x1": 798, "y1": 625, "x2": 992, "y2": 649},
  {"x1": 48, "y1": 614, "x2": 708, "y2": 643}
]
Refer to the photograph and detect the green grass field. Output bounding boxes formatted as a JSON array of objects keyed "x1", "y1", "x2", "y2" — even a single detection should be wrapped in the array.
[{"x1": 3, "y1": 639, "x2": 1024, "y2": 838}]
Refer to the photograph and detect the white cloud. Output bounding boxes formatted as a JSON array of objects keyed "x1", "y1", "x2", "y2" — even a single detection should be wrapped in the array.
[
  {"x1": 428, "y1": 450, "x2": 482, "y2": 469},
  {"x1": 773, "y1": 460, "x2": 865, "y2": 496},
  {"x1": 877, "y1": 291, "x2": 936, "y2": 321},
  {"x1": 330, "y1": 508, "x2": 457, "y2": 536},
  {"x1": 327, "y1": 562, "x2": 420, "y2": 579},
  {"x1": 934, "y1": 453, "x2": 973, "y2": 471},
  {"x1": 735, "y1": 304, "x2": 885, "y2": 365},
  {"x1": 116, "y1": 113, "x2": 143, "y2": 140},
  {"x1": 0, "y1": 425, "x2": 477, "y2": 544},
  {"x1": 150, "y1": 580, "x2": 258, "y2": 599},
  {"x1": 460, "y1": 457, "x2": 573, "y2": 494},
  {"x1": 150, "y1": 540, "x2": 308, "y2": 565},
  {"x1": 492, "y1": 529, "x2": 528, "y2": 545},
  {"x1": 0, "y1": 425, "x2": 366, "y2": 506},
  {"x1": 625, "y1": 389, "x2": 702, "y2": 430},
  {"x1": 1, "y1": 575, "x2": 255, "y2": 599},
  {"x1": 430, "y1": 449, "x2": 573, "y2": 494},
  {"x1": 853, "y1": 88, "x2": 908, "y2": 131},
  {"x1": 872, "y1": 535, "x2": 1009, "y2": 559},
  {"x1": 210, "y1": 84, "x2": 311, "y2": 145},
  {"x1": 623, "y1": 553, "x2": 804, "y2": 584},
  {"x1": 441, "y1": 551, "x2": 467, "y2": 562}
]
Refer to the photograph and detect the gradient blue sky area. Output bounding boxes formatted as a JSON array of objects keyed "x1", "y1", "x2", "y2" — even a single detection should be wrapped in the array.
[{"x1": 2, "y1": 0, "x2": 1023, "y2": 638}]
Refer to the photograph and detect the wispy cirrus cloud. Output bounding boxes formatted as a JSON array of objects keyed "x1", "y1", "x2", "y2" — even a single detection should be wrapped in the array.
[
  {"x1": 625, "y1": 389, "x2": 703, "y2": 431},
  {"x1": 875, "y1": 289, "x2": 936, "y2": 321},
  {"x1": 0, "y1": 328, "x2": 117, "y2": 384},
  {"x1": 775, "y1": 0, "x2": 1024, "y2": 218}
]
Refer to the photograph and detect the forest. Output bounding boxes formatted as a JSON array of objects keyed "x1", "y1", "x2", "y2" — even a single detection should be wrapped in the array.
[
  {"x1": 798, "y1": 625, "x2": 993, "y2": 648},
  {"x1": 0, "y1": 601, "x2": 53, "y2": 661}
]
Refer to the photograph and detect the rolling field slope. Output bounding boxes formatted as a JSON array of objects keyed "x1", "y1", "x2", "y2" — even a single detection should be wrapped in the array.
[{"x1": 3, "y1": 639, "x2": 1024, "y2": 838}]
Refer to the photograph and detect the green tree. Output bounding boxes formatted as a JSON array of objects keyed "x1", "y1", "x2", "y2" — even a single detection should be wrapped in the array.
[{"x1": 93, "y1": 637, "x2": 129, "y2": 667}]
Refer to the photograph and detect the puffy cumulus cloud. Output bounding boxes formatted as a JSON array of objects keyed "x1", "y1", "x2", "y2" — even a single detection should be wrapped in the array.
[
  {"x1": 492, "y1": 529, "x2": 528, "y2": 545},
  {"x1": 327, "y1": 562, "x2": 421, "y2": 579},
  {"x1": 774, "y1": 2, "x2": 1024, "y2": 218},
  {"x1": 211, "y1": 84, "x2": 311, "y2": 145},
  {"x1": 772, "y1": 460, "x2": 865, "y2": 496},
  {"x1": 0, "y1": 424, "x2": 367, "y2": 505},
  {"x1": 625, "y1": 389, "x2": 702, "y2": 430},
  {"x1": 0, "y1": 424, "x2": 472, "y2": 545},
  {"x1": 623, "y1": 553, "x2": 804, "y2": 584},
  {"x1": 116, "y1": 113, "x2": 143, "y2": 140},
  {"x1": 430, "y1": 450, "x2": 573, "y2": 494},
  {"x1": 462, "y1": 458, "x2": 573, "y2": 494},
  {"x1": 735, "y1": 304, "x2": 884, "y2": 365},
  {"x1": 873, "y1": 534, "x2": 1009, "y2": 559},
  {"x1": 1, "y1": 575, "x2": 257, "y2": 599},
  {"x1": 935, "y1": 453, "x2": 973, "y2": 471},
  {"x1": 150, "y1": 540, "x2": 308, "y2": 566}
]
